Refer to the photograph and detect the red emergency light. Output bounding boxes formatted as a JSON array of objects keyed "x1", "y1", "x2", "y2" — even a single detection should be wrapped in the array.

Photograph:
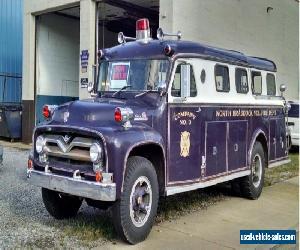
[
  {"x1": 136, "y1": 18, "x2": 149, "y2": 31},
  {"x1": 136, "y1": 18, "x2": 151, "y2": 42}
]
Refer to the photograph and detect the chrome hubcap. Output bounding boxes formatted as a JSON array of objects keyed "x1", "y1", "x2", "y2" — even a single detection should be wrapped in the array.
[
  {"x1": 129, "y1": 176, "x2": 152, "y2": 227},
  {"x1": 252, "y1": 154, "x2": 262, "y2": 188}
]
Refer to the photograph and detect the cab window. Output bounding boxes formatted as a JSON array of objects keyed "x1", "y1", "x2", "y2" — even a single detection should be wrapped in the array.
[
  {"x1": 235, "y1": 68, "x2": 248, "y2": 93},
  {"x1": 251, "y1": 71, "x2": 262, "y2": 95},
  {"x1": 266, "y1": 73, "x2": 276, "y2": 96},
  {"x1": 215, "y1": 65, "x2": 230, "y2": 92},
  {"x1": 171, "y1": 63, "x2": 197, "y2": 97}
]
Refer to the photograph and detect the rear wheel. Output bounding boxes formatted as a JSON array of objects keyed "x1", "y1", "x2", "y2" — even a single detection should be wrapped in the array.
[
  {"x1": 112, "y1": 156, "x2": 159, "y2": 244},
  {"x1": 42, "y1": 188, "x2": 82, "y2": 219},
  {"x1": 240, "y1": 142, "x2": 265, "y2": 199}
]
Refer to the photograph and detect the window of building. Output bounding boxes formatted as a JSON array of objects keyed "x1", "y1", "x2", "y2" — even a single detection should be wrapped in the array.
[
  {"x1": 215, "y1": 65, "x2": 230, "y2": 92},
  {"x1": 235, "y1": 68, "x2": 248, "y2": 93},
  {"x1": 266, "y1": 73, "x2": 276, "y2": 96},
  {"x1": 171, "y1": 63, "x2": 197, "y2": 97},
  {"x1": 251, "y1": 71, "x2": 262, "y2": 95}
]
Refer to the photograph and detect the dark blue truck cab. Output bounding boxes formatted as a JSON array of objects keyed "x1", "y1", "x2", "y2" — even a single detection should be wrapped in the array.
[{"x1": 27, "y1": 19, "x2": 289, "y2": 244}]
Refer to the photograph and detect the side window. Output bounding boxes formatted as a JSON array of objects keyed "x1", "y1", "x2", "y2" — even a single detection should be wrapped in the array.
[
  {"x1": 251, "y1": 71, "x2": 262, "y2": 95},
  {"x1": 215, "y1": 65, "x2": 230, "y2": 92},
  {"x1": 235, "y1": 68, "x2": 248, "y2": 93},
  {"x1": 171, "y1": 63, "x2": 197, "y2": 97},
  {"x1": 266, "y1": 73, "x2": 276, "y2": 96}
]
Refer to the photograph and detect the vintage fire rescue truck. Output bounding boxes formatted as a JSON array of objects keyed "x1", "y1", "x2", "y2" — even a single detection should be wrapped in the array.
[{"x1": 27, "y1": 18, "x2": 290, "y2": 244}]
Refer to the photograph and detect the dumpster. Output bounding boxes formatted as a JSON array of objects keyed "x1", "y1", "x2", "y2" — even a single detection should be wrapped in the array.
[{"x1": 0, "y1": 103, "x2": 22, "y2": 139}]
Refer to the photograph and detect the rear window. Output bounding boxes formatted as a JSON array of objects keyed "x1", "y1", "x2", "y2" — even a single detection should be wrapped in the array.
[
  {"x1": 288, "y1": 103, "x2": 299, "y2": 118},
  {"x1": 266, "y1": 73, "x2": 276, "y2": 95}
]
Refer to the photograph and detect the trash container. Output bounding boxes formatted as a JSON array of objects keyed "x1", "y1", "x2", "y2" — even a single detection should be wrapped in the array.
[{"x1": 0, "y1": 103, "x2": 22, "y2": 139}]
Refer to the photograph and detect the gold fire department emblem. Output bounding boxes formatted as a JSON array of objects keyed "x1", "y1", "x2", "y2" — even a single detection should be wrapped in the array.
[{"x1": 180, "y1": 131, "x2": 190, "y2": 157}]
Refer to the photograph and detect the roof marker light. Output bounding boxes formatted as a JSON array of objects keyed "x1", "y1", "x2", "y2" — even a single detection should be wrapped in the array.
[
  {"x1": 164, "y1": 44, "x2": 173, "y2": 56},
  {"x1": 98, "y1": 49, "x2": 104, "y2": 58}
]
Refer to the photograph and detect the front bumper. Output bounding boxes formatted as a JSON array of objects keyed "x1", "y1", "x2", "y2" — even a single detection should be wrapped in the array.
[{"x1": 27, "y1": 170, "x2": 116, "y2": 201}]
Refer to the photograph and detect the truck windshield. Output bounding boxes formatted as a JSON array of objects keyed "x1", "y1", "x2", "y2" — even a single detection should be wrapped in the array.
[{"x1": 97, "y1": 59, "x2": 169, "y2": 92}]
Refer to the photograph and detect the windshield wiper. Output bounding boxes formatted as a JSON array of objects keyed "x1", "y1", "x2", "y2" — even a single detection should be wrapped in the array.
[
  {"x1": 112, "y1": 85, "x2": 132, "y2": 97},
  {"x1": 134, "y1": 90, "x2": 156, "y2": 98}
]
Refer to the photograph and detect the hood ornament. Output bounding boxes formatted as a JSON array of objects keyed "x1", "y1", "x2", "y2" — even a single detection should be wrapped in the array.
[{"x1": 62, "y1": 135, "x2": 72, "y2": 144}]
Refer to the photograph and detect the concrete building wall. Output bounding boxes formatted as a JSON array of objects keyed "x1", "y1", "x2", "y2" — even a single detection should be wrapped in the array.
[{"x1": 160, "y1": 0, "x2": 299, "y2": 100}]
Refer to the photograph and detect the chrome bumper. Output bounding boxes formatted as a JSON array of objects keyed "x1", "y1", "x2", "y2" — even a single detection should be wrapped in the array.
[{"x1": 27, "y1": 170, "x2": 116, "y2": 201}]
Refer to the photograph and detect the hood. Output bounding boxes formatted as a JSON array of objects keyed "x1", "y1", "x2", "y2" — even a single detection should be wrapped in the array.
[{"x1": 50, "y1": 97, "x2": 156, "y2": 128}]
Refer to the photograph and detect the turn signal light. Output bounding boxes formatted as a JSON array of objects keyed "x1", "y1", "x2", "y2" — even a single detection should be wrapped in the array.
[
  {"x1": 114, "y1": 108, "x2": 122, "y2": 122},
  {"x1": 43, "y1": 105, "x2": 50, "y2": 119},
  {"x1": 95, "y1": 171, "x2": 102, "y2": 182},
  {"x1": 27, "y1": 159, "x2": 33, "y2": 170},
  {"x1": 42, "y1": 104, "x2": 57, "y2": 120}
]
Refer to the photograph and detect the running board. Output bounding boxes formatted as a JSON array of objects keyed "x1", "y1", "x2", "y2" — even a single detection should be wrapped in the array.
[
  {"x1": 268, "y1": 159, "x2": 291, "y2": 169},
  {"x1": 166, "y1": 170, "x2": 250, "y2": 196}
]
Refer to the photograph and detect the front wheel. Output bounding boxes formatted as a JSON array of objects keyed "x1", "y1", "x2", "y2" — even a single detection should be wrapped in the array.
[
  {"x1": 240, "y1": 142, "x2": 265, "y2": 199},
  {"x1": 112, "y1": 156, "x2": 159, "y2": 244}
]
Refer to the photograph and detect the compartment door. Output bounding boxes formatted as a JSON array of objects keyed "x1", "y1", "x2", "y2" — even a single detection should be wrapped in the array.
[
  {"x1": 205, "y1": 122, "x2": 227, "y2": 177},
  {"x1": 269, "y1": 119, "x2": 276, "y2": 161},
  {"x1": 276, "y1": 118, "x2": 286, "y2": 158},
  {"x1": 228, "y1": 121, "x2": 248, "y2": 171}
]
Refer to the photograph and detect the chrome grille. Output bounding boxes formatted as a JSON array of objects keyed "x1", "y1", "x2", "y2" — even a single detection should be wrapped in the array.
[{"x1": 42, "y1": 134, "x2": 94, "y2": 162}]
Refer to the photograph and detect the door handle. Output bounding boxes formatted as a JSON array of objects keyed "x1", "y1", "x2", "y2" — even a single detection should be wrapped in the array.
[{"x1": 213, "y1": 146, "x2": 217, "y2": 155}]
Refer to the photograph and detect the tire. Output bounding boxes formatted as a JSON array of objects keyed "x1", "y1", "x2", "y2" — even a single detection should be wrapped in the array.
[
  {"x1": 112, "y1": 156, "x2": 159, "y2": 244},
  {"x1": 42, "y1": 188, "x2": 82, "y2": 219},
  {"x1": 240, "y1": 142, "x2": 265, "y2": 199}
]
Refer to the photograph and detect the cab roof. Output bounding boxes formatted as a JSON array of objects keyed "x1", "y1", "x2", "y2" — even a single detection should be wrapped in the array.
[{"x1": 103, "y1": 39, "x2": 276, "y2": 72}]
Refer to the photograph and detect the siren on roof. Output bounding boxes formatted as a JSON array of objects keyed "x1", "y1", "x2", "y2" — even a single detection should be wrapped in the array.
[
  {"x1": 157, "y1": 28, "x2": 182, "y2": 41},
  {"x1": 117, "y1": 18, "x2": 182, "y2": 44}
]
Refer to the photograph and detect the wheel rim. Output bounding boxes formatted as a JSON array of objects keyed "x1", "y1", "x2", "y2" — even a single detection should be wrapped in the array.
[
  {"x1": 252, "y1": 153, "x2": 262, "y2": 188},
  {"x1": 129, "y1": 176, "x2": 152, "y2": 228}
]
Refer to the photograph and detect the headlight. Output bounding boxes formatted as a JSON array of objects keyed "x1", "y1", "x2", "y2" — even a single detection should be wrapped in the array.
[
  {"x1": 36, "y1": 136, "x2": 46, "y2": 154},
  {"x1": 89, "y1": 143, "x2": 103, "y2": 163}
]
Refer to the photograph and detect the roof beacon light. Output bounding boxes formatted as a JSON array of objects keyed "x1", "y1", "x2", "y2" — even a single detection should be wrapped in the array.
[
  {"x1": 157, "y1": 28, "x2": 182, "y2": 41},
  {"x1": 136, "y1": 18, "x2": 151, "y2": 42}
]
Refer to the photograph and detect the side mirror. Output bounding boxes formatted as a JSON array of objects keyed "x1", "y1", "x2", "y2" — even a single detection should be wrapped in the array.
[
  {"x1": 158, "y1": 82, "x2": 167, "y2": 96},
  {"x1": 180, "y1": 64, "x2": 191, "y2": 98},
  {"x1": 280, "y1": 84, "x2": 287, "y2": 96},
  {"x1": 88, "y1": 64, "x2": 98, "y2": 94}
]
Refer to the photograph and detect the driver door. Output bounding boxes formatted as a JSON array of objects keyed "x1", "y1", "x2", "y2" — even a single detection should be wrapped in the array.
[{"x1": 167, "y1": 59, "x2": 202, "y2": 184}]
